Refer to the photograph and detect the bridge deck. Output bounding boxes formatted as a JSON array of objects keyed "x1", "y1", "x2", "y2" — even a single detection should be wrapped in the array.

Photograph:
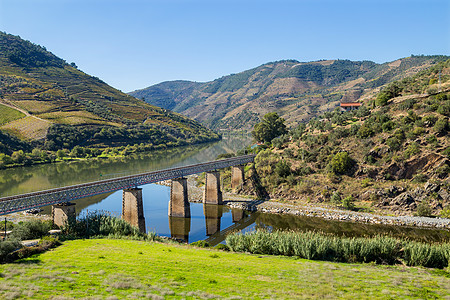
[{"x1": 0, "y1": 155, "x2": 255, "y2": 215}]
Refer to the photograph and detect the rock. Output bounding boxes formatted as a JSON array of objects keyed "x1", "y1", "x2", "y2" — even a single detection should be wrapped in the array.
[
  {"x1": 424, "y1": 182, "x2": 440, "y2": 194},
  {"x1": 386, "y1": 185, "x2": 405, "y2": 198},
  {"x1": 392, "y1": 193, "x2": 416, "y2": 209}
]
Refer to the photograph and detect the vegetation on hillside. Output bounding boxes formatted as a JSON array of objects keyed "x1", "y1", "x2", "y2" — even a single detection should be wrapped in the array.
[
  {"x1": 0, "y1": 31, "x2": 220, "y2": 168},
  {"x1": 131, "y1": 55, "x2": 449, "y2": 130},
  {"x1": 242, "y1": 60, "x2": 450, "y2": 216}
]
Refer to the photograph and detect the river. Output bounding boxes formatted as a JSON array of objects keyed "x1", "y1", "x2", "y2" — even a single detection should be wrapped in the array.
[{"x1": 1, "y1": 137, "x2": 449, "y2": 244}]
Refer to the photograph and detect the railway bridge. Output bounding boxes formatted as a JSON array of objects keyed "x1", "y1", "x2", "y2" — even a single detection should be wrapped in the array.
[{"x1": 0, "y1": 155, "x2": 255, "y2": 231}]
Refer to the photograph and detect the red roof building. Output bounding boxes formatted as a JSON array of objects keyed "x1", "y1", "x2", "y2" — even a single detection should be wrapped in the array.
[{"x1": 340, "y1": 102, "x2": 362, "y2": 112}]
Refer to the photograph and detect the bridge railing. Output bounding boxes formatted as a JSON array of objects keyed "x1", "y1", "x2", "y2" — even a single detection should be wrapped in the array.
[{"x1": 0, "y1": 154, "x2": 256, "y2": 215}]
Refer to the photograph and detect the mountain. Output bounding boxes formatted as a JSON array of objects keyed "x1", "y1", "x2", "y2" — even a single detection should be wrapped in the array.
[
  {"x1": 0, "y1": 32, "x2": 219, "y2": 153},
  {"x1": 130, "y1": 56, "x2": 449, "y2": 131},
  {"x1": 244, "y1": 59, "x2": 450, "y2": 216}
]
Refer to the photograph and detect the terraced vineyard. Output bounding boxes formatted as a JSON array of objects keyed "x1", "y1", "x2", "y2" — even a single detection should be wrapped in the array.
[
  {"x1": 0, "y1": 31, "x2": 219, "y2": 150},
  {"x1": 0, "y1": 116, "x2": 50, "y2": 140}
]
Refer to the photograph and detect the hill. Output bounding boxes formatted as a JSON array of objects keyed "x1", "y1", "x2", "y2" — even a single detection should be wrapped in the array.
[
  {"x1": 241, "y1": 59, "x2": 450, "y2": 216},
  {"x1": 0, "y1": 32, "x2": 219, "y2": 155},
  {"x1": 130, "y1": 56, "x2": 449, "y2": 130}
]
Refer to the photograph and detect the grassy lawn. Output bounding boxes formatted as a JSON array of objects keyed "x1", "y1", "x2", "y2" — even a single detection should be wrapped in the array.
[{"x1": 0, "y1": 239, "x2": 449, "y2": 299}]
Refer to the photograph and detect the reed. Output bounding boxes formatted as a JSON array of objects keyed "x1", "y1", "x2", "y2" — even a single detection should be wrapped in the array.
[
  {"x1": 62, "y1": 211, "x2": 155, "y2": 240},
  {"x1": 226, "y1": 230, "x2": 450, "y2": 269}
]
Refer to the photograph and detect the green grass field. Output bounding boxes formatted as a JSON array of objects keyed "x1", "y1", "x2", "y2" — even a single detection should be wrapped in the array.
[
  {"x1": 0, "y1": 239, "x2": 449, "y2": 299},
  {"x1": 0, "y1": 104, "x2": 25, "y2": 125}
]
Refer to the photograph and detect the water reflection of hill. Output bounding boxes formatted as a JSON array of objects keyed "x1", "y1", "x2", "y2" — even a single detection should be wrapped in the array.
[{"x1": 0, "y1": 137, "x2": 250, "y2": 197}]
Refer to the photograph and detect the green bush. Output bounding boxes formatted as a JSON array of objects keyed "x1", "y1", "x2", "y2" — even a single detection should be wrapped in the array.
[
  {"x1": 423, "y1": 115, "x2": 437, "y2": 127},
  {"x1": 214, "y1": 244, "x2": 230, "y2": 251},
  {"x1": 10, "y1": 219, "x2": 52, "y2": 240},
  {"x1": 415, "y1": 202, "x2": 433, "y2": 217},
  {"x1": 434, "y1": 117, "x2": 449, "y2": 135},
  {"x1": 403, "y1": 243, "x2": 449, "y2": 269},
  {"x1": 274, "y1": 160, "x2": 291, "y2": 177},
  {"x1": 0, "y1": 239, "x2": 22, "y2": 262},
  {"x1": 439, "y1": 206, "x2": 450, "y2": 218},
  {"x1": 376, "y1": 92, "x2": 390, "y2": 107},
  {"x1": 412, "y1": 173, "x2": 428, "y2": 183},
  {"x1": 331, "y1": 191, "x2": 341, "y2": 204},
  {"x1": 403, "y1": 142, "x2": 420, "y2": 159},
  {"x1": 190, "y1": 240, "x2": 210, "y2": 248},
  {"x1": 342, "y1": 196, "x2": 355, "y2": 210},
  {"x1": 329, "y1": 152, "x2": 354, "y2": 175}
]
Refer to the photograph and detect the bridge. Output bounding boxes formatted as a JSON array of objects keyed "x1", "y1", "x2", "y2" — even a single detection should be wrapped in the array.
[{"x1": 0, "y1": 154, "x2": 255, "y2": 231}]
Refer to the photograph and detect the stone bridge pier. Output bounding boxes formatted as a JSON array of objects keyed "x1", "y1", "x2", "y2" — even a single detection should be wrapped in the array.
[
  {"x1": 231, "y1": 165, "x2": 245, "y2": 193},
  {"x1": 168, "y1": 177, "x2": 190, "y2": 217},
  {"x1": 203, "y1": 170, "x2": 222, "y2": 204},
  {"x1": 122, "y1": 188, "x2": 146, "y2": 233},
  {"x1": 52, "y1": 202, "x2": 76, "y2": 227}
]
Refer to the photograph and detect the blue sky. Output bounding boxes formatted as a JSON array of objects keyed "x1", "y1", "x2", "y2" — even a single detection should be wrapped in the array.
[{"x1": 1, "y1": 0, "x2": 449, "y2": 92}]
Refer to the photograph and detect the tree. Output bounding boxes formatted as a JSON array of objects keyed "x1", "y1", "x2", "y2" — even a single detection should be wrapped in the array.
[
  {"x1": 11, "y1": 150, "x2": 25, "y2": 164},
  {"x1": 56, "y1": 149, "x2": 66, "y2": 160},
  {"x1": 252, "y1": 112, "x2": 287, "y2": 143},
  {"x1": 329, "y1": 152, "x2": 354, "y2": 175}
]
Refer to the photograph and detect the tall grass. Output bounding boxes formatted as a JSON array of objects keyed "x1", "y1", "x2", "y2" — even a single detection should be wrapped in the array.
[
  {"x1": 62, "y1": 211, "x2": 157, "y2": 241},
  {"x1": 226, "y1": 230, "x2": 450, "y2": 269}
]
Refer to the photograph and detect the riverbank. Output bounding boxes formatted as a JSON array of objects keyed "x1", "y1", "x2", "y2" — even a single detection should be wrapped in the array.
[{"x1": 179, "y1": 175, "x2": 450, "y2": 230}]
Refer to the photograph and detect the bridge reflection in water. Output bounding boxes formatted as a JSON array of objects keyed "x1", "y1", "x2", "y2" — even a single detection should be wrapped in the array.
[{"x1": 168, "y1": 204, "x2": 254, "y2": 245}]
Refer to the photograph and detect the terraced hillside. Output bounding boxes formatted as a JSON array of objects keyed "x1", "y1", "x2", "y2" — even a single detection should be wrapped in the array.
[
  {"x1": 131, "y1": 56, "x2": 449, "y2": 130},
  {"x1": 0, "y1": 31, "x2": 219, "y2": 152}
]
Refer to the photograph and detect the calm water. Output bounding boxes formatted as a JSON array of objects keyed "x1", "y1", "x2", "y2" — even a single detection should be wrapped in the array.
[{"x1": 1, "y1": 136, "x2": 449, "y2": 244}]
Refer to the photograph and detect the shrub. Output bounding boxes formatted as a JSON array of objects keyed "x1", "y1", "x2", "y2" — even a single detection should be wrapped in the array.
[
  {"x1": 412, "y1": 173, "x2": 428, "y2": 183},
  {"x1": 439, "y1": 206, "x2": 450, "y2": 218},
  {"x1": 437, "y1": 101, "x2": 450, "y2": 116},
  {"x1": 357, "y1": 124, "x2": 374, "y2": 138},
  {"x1": 361, "y1": 178, "x2": 372, "y2": 188},
  {"x1": 329, "y1": 152, "x2": 354, "y2": 175},
  {"x1": 403, "y1": 142, "x2": 420, "y2": 159},
  {"x1": 331, "y1": 191, "x2": 341, "y2": 204},
  {"x1": 214, "y1": 244, "x2": 230, "y2": 251},
  {"x1": 190, "y1": 240, "x2": 210, "y2": 248},
  {"x1": 0, "y1": 239, "x2": 22, "y2": 262},
  {"x1": 423, "y1": 115, "x2": 438, "y2": 127},
  {"x1": 274, "y1": 160, "x2": 291, "y2": 177},
  {"x1": 416, "y1": 202, "x2": 433, "y2": 217},
  {"x1": 10, "y1": 219, "x2": 52, "y2": 240},
  {"x1": 39, "y1": 236, "x2": 61, "y2": 248},
  {"x1": 342, "y1": 196, "x2": 355, "y2": 210},
  {"x1": 386, "y1": 137, "x2": 403, "y2": 151},
  {"x1": 434, "y1": 117, "x2": 449, "y2": 135},
  {"x1": 376, "y1": 92, "x2": 390, "y2": 106},
  {"x1": 403, "y1": 243, "x2": 448, "y2": 269}
]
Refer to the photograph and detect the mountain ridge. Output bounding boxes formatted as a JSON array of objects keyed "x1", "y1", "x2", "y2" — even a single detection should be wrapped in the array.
[{"x1": 130, "y1": 56, "x2": 449, "y2": 130}]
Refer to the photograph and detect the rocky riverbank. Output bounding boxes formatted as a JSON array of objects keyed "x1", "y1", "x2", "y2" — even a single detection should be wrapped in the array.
[{"x1": 225, "y1": 199, "x2": 450, "y2": 229}]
